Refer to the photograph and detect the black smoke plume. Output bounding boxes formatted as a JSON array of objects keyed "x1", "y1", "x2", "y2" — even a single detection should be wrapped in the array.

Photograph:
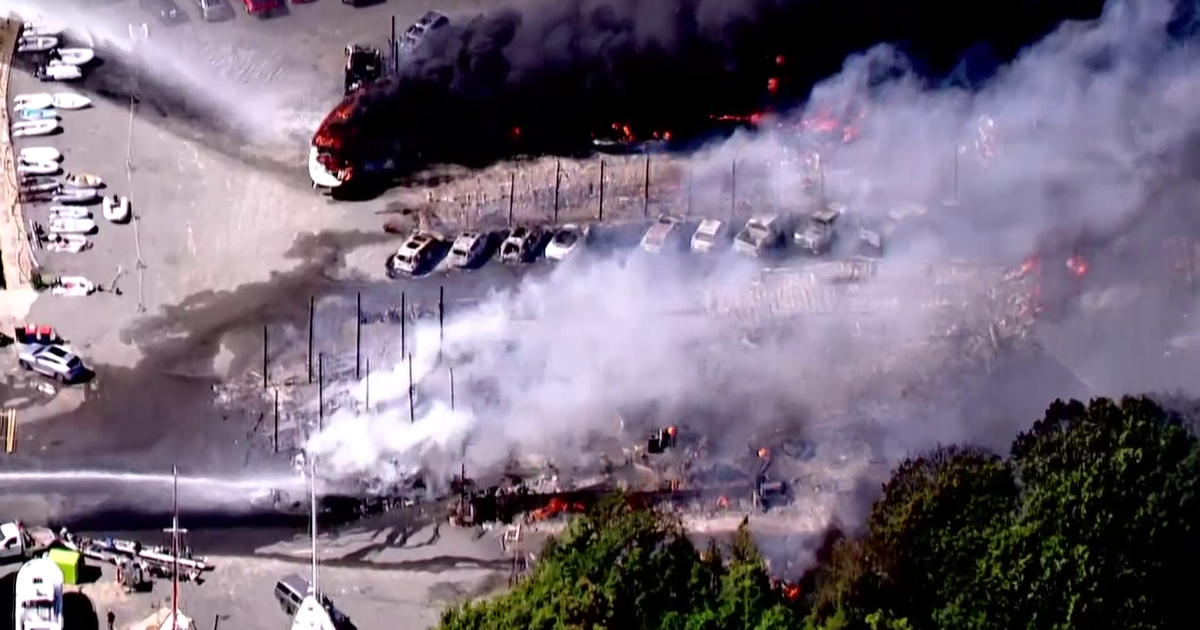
[{"x1": 321, "y1": 0, "x2": 1110, "y2": 170}]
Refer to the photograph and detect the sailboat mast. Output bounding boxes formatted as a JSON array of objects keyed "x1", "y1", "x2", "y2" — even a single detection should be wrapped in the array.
[
  {"x1": 171, "y1": 465, "x2": 180, "y2": 630},
  {"x1": 310, "y1": 459, "x2": 319, "y2": 597}
]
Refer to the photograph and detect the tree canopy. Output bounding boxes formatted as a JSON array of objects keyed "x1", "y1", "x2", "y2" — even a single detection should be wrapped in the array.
[{"x1": 437, "y1": 396, "x2": 1200, "y2": 630}]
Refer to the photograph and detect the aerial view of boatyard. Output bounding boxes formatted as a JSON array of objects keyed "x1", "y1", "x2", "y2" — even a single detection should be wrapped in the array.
[{"x1": 1, "y1": 0, "x2": 1200, "y2": 628}]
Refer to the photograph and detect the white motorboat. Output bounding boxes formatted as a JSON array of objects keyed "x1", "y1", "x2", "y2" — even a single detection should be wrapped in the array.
[
  {"x1": 12, "y1": 120, "x2": 58, "y2": 138},
  {"x1": 36, "y1": 65, "x2": 82, "y2": 82},
  {"x1": 22, "y1": 21, "x2": 65, "y2": 37},
  {"x1": 51, "y1": 276, "x2": 95, "y2": 297},
  {"x1": 13, "y1": 94, "x2": 53, "y2": 111},
  {"x1": 103, "y1": 195, "x2": 131, "y2": 223},
  {"x1": 52, "y1": 188, "x2": 97, "y2": 204},
  {"x1": 51, "y1": 93, "x2": 91, "y2": 110},
  {"x1": 48, "y1": 218, "x2": 96, "y2": 235},
  {"x1": 17, "y1": 160, "x2": 60, "y2": 176},
  {"x1": 63, "y1": 173, "x2": 103, "y2": 188},
  {"x1": 50, "y1": 48, "x2": 95, "y2": 66},
  {"x1": 18, "y1": 108, "x2": 58, "y2": 121},
  {"x1": 45, "y1": 234, "x2": 91, "y2": 253},
  {"x1": 19, "y1": 177, "x2": 59, "y2": 194},
  {"x1": 50, "y1": 207, "x2": 92, "y2": 220},
  {"x1": 19, "y1": 147, "x2": 62, "y2": 163},
  {"x1": 16, "y1": 36, "x2": 58, "y2": 54},
  {"x1": 14, "y1": 558, "x2": 64, "y2": 630}
]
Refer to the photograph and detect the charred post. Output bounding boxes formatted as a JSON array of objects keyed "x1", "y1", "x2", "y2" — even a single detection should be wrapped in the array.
[
  {"x1": 273, "y1": 388, "x2": 279, "y2": 453},
  {"x1": 598, "y1": 159, "x2": 606, "y2": 221},
  {"x1": 307, "y1": 296, "x2": 315, "y2": 384},
  {"x1": 318, "y1": 353, "x2": 325, "y2": 431},
  {"x1": 355, "y1": 292, "x2": 362, "y2": 380},
  {"x1": 553, "y1": 160, "x2": 561, "y2": 223},
  {"x1": 262, "y1": 325, "x2": 268, "y2": 389},
  {"x1": 400, "y1": 292, "x2": 407, "y2": 357},
  {"x1": 407, "y1": 353, "x2": 415, "y2": 424},
  {"x1": 643, "y1": 154, "x2": 650, "y2": 218},
  {"x1": 508, "y1": 172, "x2": 516, "y2": 226},
  {"x1": 438, "y1": 285, "x2": 445, "y2": 345}
]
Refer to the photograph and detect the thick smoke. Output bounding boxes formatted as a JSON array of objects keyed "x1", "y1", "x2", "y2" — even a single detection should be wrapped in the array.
[
  {"x1": 309, "y1": 0, "x2": 1200, "y2": 507},
  {"x1": 331, "y1": 0, "x2": 1109, "y2": 165}
]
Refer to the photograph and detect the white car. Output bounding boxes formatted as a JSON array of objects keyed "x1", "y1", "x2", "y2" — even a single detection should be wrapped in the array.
[
  {"x1": 18, "y1": 344, "x2": 86, "y2": 383},
  {"x1": 545, "y1": 224, "x2": 590, "y2": 261},
  {"x1": 640, "y1": 215, "x2": 685, "y2": 254},
  {"x1": 690, "y1": 219, "x2": 730, "y2": 254},
  {"x1": 447, "y1": 232, "x2": 489, "y2": 268},
  {"x1": 388, "y1": 232, "x2": 440, "y2": 276}
]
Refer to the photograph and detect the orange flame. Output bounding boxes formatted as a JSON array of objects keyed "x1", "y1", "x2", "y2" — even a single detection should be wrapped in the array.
[
  {"x1": 529, "y1": 498, "x2": 585, "y2": 522},
  {"x1": 767, "y1": 77, "x2": 779, "y2": 94},
  {"x1": 1066, "y1": 255, "x2": 1088, "y2": 277},
  {"x1": 667, "y1": 426, "x2": 677, "y2": 437},
  {"x1": 758, "y1": 447, "x2": 770, "y2": 460},
  {"x1": 716, "y1": 496, "x2": 729, "y2": 509}
]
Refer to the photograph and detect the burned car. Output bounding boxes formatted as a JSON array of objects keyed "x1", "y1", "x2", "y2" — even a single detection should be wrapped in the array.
[
  {"x1": 399, "y1": 10, "x2": 450, "y2": 54},
  {"x1": 793, "y1": 204, "x2": 844, "y2": 255},
  {"x1": 500, "y1": 227, "x2": 542, "y2": 264},
  {"x1": 448, "y1": 231, "x2": 489, "y2": 268},
  {"x1": 733, "y1": 214, "x2": 788, "y2": 257}
]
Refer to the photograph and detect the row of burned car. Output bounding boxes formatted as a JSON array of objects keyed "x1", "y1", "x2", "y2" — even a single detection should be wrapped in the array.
[{"x1": 386, "y1": 202, "x2": 926, "y2": 277}]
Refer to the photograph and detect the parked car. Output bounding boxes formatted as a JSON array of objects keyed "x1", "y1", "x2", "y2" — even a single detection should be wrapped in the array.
[
  {"x1": 344, "y1": 44, "x2": 382, "y2": 95},
  {"x1": 545, "y1": 224, "x2": 590, "y2": 261},
  {"x1": 17, "y1": 344, "x2": 86, "y2": 383},
  {"x1": 243, "y1": 0, "x2": 284, "y2": 18},
  {"x1": 399, "y1": 10, "x2": 450, "y2": 53},
  {"x1": 447, "y1": 232, "x2": 489, "y2": 268},
  {"x1": 733, "y1": 215, "x2": 788, "y2": 257},
  {"x1": 690, "y1": 218, "x2": 731, "y2": 254},
  {"x1": 195, "y1": 0, "x2": 234, "y2": 21},
  {"x1": 639, "y1": 215, "x2": 687, "y2": 254},
  {"x1": 139, "y1": 0, "x2": 185, "y2": 24},
  {"x1": 793, "y1": 204, "x2": 844, "y2": 255},
  {"x1": 499, "y1": 227, "x2": 542, "y2": 264},
  {"x1": 388, "y1": 232, "x2": 440, "y2": 276}
]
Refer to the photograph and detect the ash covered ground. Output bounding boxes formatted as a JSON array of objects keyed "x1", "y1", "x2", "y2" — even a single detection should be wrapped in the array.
[{"x1": 1, "y1": 0, "x2": 1200, "y2": 582}]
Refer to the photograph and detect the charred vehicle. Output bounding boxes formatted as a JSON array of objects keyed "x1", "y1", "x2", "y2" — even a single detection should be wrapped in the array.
[{"x1": 344, "y1": 45, "x2": 382, "y2": 95}]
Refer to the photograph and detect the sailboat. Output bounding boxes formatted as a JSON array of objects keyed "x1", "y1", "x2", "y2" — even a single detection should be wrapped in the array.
[
  {"x1": 158, "y1": 467, "x2": 197, "y2": 630},
  {"x1": 291, "y1": 460, "x2": 338, "y2": 630}
]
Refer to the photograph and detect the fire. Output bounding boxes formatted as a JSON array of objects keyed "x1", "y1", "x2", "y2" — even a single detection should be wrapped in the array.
[
  {"x1": 758, "y1": 447, "x2": 770, "y2": 460},
  {"x1": 1017, "y1": 256, "x2": 1039, "y2": 277},
  {"x1": 775, "y1": 54, "x2": 785, "y2": 66},
  {"x1": 667, "y1": 426, "x2": 677, "y2": 437},
  {"x1": 528, "y1": 498, "x2": 585, "y2": 522},
  {"x1": 1066, "y1": 255, "x2": 1088, "y2": 277},
  {"x1": 512, "y1": 126, "x2": 521, "y2": 139},
  {"x1": 767, "y1": 77, "x2": 779, "y2": 95},
  {"x1": 716, "y1": 495, "x2": 729, "y2": 509}
]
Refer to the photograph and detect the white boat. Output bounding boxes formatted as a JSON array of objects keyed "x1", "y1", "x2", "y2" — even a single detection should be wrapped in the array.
[
  {"x1": 13, "y1": 94, "x2": 53, "y2": 111},
  {"x1": 12, "y1": 120, "x2": 58, "y2": 138},
  {"x1": 22, "y1": 21, "x2": 65, "y2": 37},
  {"x1": 44, "y1": 234, "x2": 90, "y2": 253},
  {"x1": 19, "y1": 108, "x2": 57, "y2": 121},
  {"x1": 15, "y1": 558, "x2": 64, "y2": 630},
  {"x1": 16, "y1": 36, "x2": 58, "y2": 54},
  {"x1": 64, "y1": 173, "x2": 103, "y2": 188},
  {"x1": 17, "y1": 160, "x2": 60, "y2": 176},
  {"x1": 19, "y1": 147, "x2": 61, "y2": 163},
  {"x1": 36, "y1": 65, "x2": 82, "y2": 82},
  {"x1": 51, "y1": 276, "x2": 95, "y2": 297},
  {"x1": 48, "y1": 218, "x2": 96, "y2": 235},
  {"x1": 51, "y1": 93, "x2": 91, "y2": 110},
  {"x1": 103, "y1": 195, "x2": 131, "y2": 223},
  {"x1": 50, "y1": 207, "x2": 92, "y2": 220},
  {"x1": 52, "y1": 188, "x2": 98, "y2": 204},
  {"x1": 50, "y1": 48, "x2": 95, "y2": 66},
  {"x1": 18, "y1": 177, "x2": 58, "y2": 193}
]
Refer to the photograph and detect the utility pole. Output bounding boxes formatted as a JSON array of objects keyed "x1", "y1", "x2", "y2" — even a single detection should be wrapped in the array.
[
  {"x1": 273, "y1": 388, "x2": 279, "y2": 453},
  {"x1": 642, "y1": 154, "x2": 650, "y2": 217},
  {"x1": 307, "y1": 296, "x2": 315, "y2": 384},
  {"x1": 598, "y1": 160, "x2": 606, "y2": 221},
  {"x1": 553, "y1": 160, "x2": 561, "y2": 223},
  {"x1": 317, "y1": 353, "x2": 325, "y2": 431},
  {"x1": 355, "y1": 292, "x2": 362, "y2": 380}
]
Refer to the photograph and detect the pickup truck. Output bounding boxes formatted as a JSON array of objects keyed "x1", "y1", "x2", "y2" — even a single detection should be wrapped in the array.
[{"x1": 0, "y1": 522, "x2": 54, "y2": 565}]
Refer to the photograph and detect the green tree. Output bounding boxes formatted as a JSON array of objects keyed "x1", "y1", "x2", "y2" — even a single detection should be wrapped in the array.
[
  {"x1": 438, "y1": 495, "x2": 798, "y2": 630},
  {"x1": 811, "y1": 445, "x2": 1018, "y2": 628},
  {"x1": 992, "y1": 396, "x2": 1200, "y2": 630}
]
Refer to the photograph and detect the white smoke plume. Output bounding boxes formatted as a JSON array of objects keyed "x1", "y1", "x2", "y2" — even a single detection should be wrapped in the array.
[{"x1": 307, "y1": 0, "x2": 1200, "y2": 491}]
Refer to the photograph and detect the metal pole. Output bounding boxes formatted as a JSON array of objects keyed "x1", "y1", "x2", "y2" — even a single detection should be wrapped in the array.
[
  {"x1": 730, "y1": 159, "x2": 737, "y2": 219},
  {"x1": 400, "y1": 292, "x2": 407, "y2": 357},
  {"x1": 317, "y1": 353, "x2": 325, "y2": 431},
  {"x1": 408, "y1": 353, "x2": 415, "y2": 424},
  {"x1": 449, "y1": 367, "x2": 455, "y2": 410},
  {"x1": 262, "y1": 325, "x2": 268, "y2": 388},
  {"x1": 391, "y1": 16, "x2": 398, "y2": 75},
  {"x1": 307, "y1": 296, "x2": 315, "y2": 384},
  {"x1": 553, "y1": 160, "x2": 561, "y2": 223},
  {"x1": 273, "y1": 388, "x2": 279, "y2": 453},
  {"x1": 355, "y1": 292, "x2": 362, "y2": 380},
  {"x1": 598, "y1": 160, "x2": 606, "y2": 221},
  {"x1": 508, "y1": 172, "x2": 516, "y2": 226},
  {"x1": 643, "y1": 154, "x2": 650, "y2": 218},
  {"x1": 438, "y1": 285, "x2": 445, "y2": 344}
]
